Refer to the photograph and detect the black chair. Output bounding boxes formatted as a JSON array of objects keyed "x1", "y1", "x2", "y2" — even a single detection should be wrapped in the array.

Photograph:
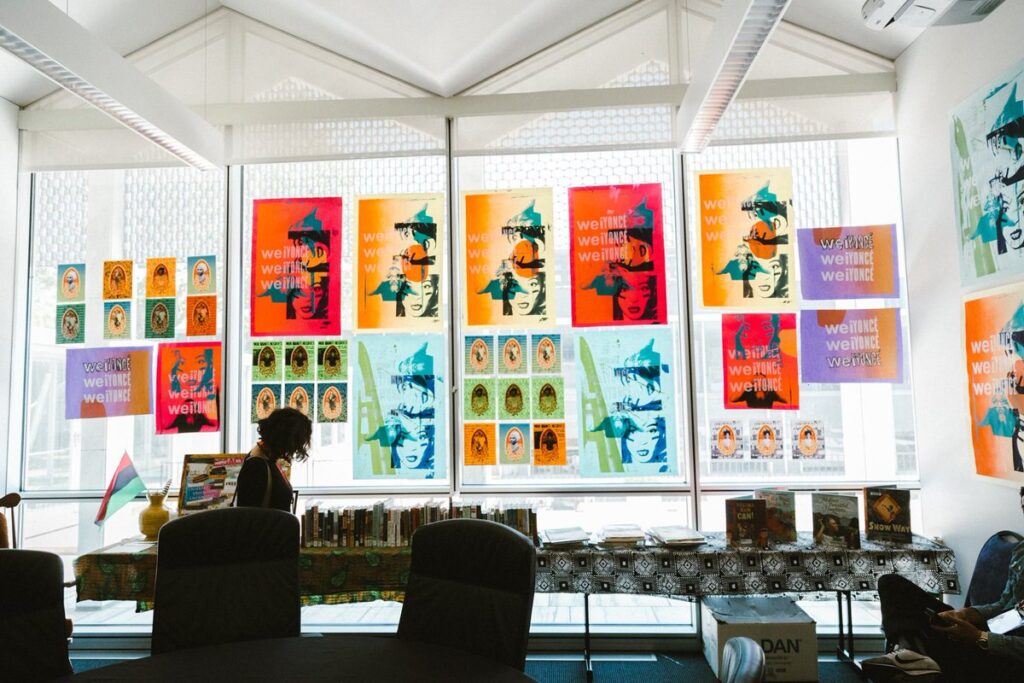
[
  {"x1": 0, "y1": 549, "x2": 73, "y2": 682},
  {"x1": 965, "y1": 530, "x2": 1023, "y2": 607},
  {"x1": 720, "y1": 637, "x2": 766, "y2": 683},
  {"x1": 397, "y1": 518, "x2": 536, "y2": 671},
  {"x1": 151, "y1": 507, "x2": 300, "y2": 654}
]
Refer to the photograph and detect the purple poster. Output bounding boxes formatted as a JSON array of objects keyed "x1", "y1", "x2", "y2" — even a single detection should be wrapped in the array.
[
  {"x1": 797, "y1": 225, "x2": 899, "y2": 300},
  {"x1": 65, "y1": 347, "x2": 153, "y2": 419},
  {"x1": 800, "y1": 309, "x2": 903, "y2": 383}
]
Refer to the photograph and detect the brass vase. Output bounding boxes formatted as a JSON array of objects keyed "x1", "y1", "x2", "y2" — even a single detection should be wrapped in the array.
[{"x1": 139, "y1": 492, "x2": 171, "y2": 541}]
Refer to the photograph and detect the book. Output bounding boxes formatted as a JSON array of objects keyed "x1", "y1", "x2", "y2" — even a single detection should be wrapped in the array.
[
  {"x1": 812, "y1": 493, "x2": 861, "y2": 549},
  {"x1": 599, "y1": 523, "x2": 644, "y2": 545},
  {"x1": 865, "y1": 486, "x2": 912, "y2": 543},
  {"x1": 725, "y1": 497, "x2": 768, "y2": 548},
  {"x1": 754, "y1": 489, "x2": 797, "y2": 544},
  {"x1": 647, "y1": 525, "x2": 705, "y2": 547},
  {"x1": 542, "y1": 526, "x2": 591, "y2": 546}
]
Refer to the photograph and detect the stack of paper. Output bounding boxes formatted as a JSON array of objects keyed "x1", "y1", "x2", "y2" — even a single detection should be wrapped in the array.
[
  {"x1": 647, "y1": 525, "x2": 705, "y2": 547},
  {"x1": 599, "y1": 523, "x2": 645, "y2": 545},
  {"x1": 542, "y1": 526, "x2": 591, "y2": 547}
]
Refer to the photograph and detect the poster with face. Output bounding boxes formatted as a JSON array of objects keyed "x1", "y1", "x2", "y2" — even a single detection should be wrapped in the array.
[
  {"x1": 316, "y1": 340, "x2": 347, "y2": 382},
  {"x1": 463, "y1": 189, "x2": 553, "y2": 327},
  {"x1": 721, "y1": 313, "x2": 799, "y2": 410},
  {"x1": 569, "y1": 183, "x2": 667, "y2": 326},
  {"x1": 533, "y1": 423, "x2": 566, "y2": 466},
  {"x1": 576, "y1": 328, "x2": 677, "y2": 476},
  {"x1": 800, "y1": 308, "x2": 903, "y2": 383},
  {"x1": 464, "y1": 335, "x2": 494, "y2": 375},
  {"x1": 792, "y1": 421, "x2": 825, "y2": 459},
  {"x1": 145, "y1": 298, "x2": 175, "y2": 339},
  {"x1": 499, "y1": 334, "x2": 527, "y2": 374},
  {"x1": 463, "y1": 378, "x2": 496, "y2": 421},
  {"x1": 251, "y1": 197, "x2": 342, "y2": 336},
  {"x1": 797, "y1": 225, "x2": 899, "y2": 300},
  {"x1": 252, "y1": 342, "x2": 282, "y2": 382},
  {"x1": 186, "y1": 296, "x2": 216, "y2": 337},
  {"x1": 65, "y1": 346, "x2": 152, "y2": 419},
  {"x1": 317, "y1": 383, "x2": 347, "y2": 423},
  {"x1": 464, "y1": 423, "x2": 496, "y2": 466},
  {"x1": 56, "y1": 304, "x2": 85, "y2": 344},
  {"x1": 156, "y1": 341, "x2": 221, "y2": 434},
  {"x1": 951, "y1": 59, "x2": 1024, "y2": 286},
  {"x1": 103, "y1": 301, "x2": 131, "y2": 340},
  {"x1": 146, "y1": 257, "x2": 176, "y2": 298},
  {"x1": 103, "y1": 260, "x2": 133, "y2": 300},
  {"x1": 964, "y1": 285, "x2": 1024, "y2": 483},
  {"x1": 698, "y1": 169, "x2": 795, "y2": 309},
  {"x1": 284, "y1": 340, "x2": 313, "y2": 382},
  {"x1": 498, "y1": 378, "x2": 529, "y2": 420},
  {"x1": 251, "y1": 383, "x2": 281, "y2": 423},
  {"x1": 285, "y1": 382, "x2": 314, "y2": 418},
  {"x1": 355, "y1": 335, "x2": 446, "y2": 479},
  {"x1": 531, "y1": 333, "x2": 561, "y2": 374},
  {"x1": 532, "y1": 376, "x2": 564, "y2": 420},
  {"x1": 749, "y1": 420, "x2": 784, "y2": 459},
  {"x1": 499, "y1": 423, "x2": 531, "y2": 465},
  {"x1": 188, "y1": 255, "x2": 216, "y2": 295},
  {"x1": 57, "y1": 264, "x2": 85, "y2": 303},
  {"x1": 356, "y1": 194, "x2": 444, "y2": 330},
  {"x1": 710, "y1": 420, "x2": 744, "y2": 459}
]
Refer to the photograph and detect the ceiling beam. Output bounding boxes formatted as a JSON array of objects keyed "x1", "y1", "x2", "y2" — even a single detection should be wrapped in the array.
[
  {"x1": 0, "y1": 0, "x2": 223, "y2": 170},
  {"x1": 676, "y1": 0, "x2": 793, "y2": 153},
  {"x1": 18, "y1": 73, "x2": 894, "y2": 132}
]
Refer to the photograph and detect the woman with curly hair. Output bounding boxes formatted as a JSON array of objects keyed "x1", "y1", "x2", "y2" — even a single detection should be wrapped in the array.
[{"x1": 234, "y1": 407, "x2": 311, "y2": 511}]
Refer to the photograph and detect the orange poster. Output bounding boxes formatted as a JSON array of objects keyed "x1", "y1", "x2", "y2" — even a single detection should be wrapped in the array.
[
  {"x1": 698, "y1": 169, "x2": 795, "y2": 309},
  {"x1": 146, "y1": 257, "x2": 176, "y2": 297},
  {"x1": 964, "y1": 285, "x2": 1024, "y2": 483},
  {"x1": 186, "y1": 295, "x2": 216, "y2": 337},
  {"x1": 251, "y1": 197, "x2": 341, "y2": 337},
  {"x1": 103, "y1": 260, "x2": 133, "y2": 300},
  {"x1": 462, "y1": 189, "x2": 553, "y2": 327},
  {"x1": 533, "y1": 423, "x2": 566, "y2": 466},
  {"x1": 356, "y1": 194, "x2": 445, "y2": 330},
  {"x1": 464, "y1": 423, "x2": 496, "y2": 466}
]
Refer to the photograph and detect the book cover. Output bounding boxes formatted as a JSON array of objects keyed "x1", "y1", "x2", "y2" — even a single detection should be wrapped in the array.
[
  {"x1": 754, "y1": 489, "x2": 797, "y2": 543},
  {"x1": 865, "y1": 486, "x2": 912, "y2": 542},
  {"x1": 812, "y1": 493, "x2": 861, "y2": 549},
  {"x1": 725, "y1": 497, "x2": 768, "y2": 548}
]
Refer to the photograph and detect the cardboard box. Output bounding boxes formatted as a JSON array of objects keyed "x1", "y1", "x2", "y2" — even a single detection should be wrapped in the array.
[{"x1": 702, "y1": 597, "x2": 818, "y2": 682}]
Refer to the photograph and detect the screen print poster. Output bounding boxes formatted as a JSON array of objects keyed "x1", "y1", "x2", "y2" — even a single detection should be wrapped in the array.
[
  {"x1": 797, "y1": 225, "x2": 899, "y2": 299},
  {"x1": 568, "y1": 183, "x2": 667, "y2": 326},
  {"x1": 951, "y1": 59, "x2": 1024, "y2": 286},
  {"x1": 354, "y1": 334, "x2": 446, "y2": 480},
  {"x1": 462, "y1": 188, "x2": 553, "y2": 327},
  {"x1": 155, "y1": 341, "x2": 221, "y2": 435},
  {"x1": 65, "y1": 347, "x2": 151, "y2": 419},
  {"x1": 721, "y1": 313, "x2": 799, "y2": 410},
  {"x1": 356, "y1": 193, "x2": 445, "y2": 330},
  {"x1": 964, "y1": 284, "x2": 1024, "y2": 482},
  {"x1": 575, "y1": 328, "x2": 677, "y2": 476},
  {"x1": 251, "y1": 197, "x2": 341, "y2": 336},
  {"x1": 801, "y1": 309, "x2": 903, "y2": 383},
  {"x1": 698, "y1": 169, "x2": 795, "y2": 309}
]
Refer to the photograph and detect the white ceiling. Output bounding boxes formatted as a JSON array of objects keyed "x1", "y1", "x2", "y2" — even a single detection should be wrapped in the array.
[{"x1": 0, "y1": 0, "x2": 929, "y2": 108}]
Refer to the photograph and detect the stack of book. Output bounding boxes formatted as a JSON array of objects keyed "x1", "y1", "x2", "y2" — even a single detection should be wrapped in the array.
[
  {"x1": 451, "y1": 503, "x2": 540, "y2": 545},
  {"x1": 598, "y1": 523, "x2": 645, "y2": 546},
  {"x1": 541, "y1": 526, "x2": 591, "y2": 547},
  {"x1": 647, "y1": 525, "x2": 705, "y2": 547},
  {"x1": 301, "y1": 500, "x2": 451, "y2": 548}
]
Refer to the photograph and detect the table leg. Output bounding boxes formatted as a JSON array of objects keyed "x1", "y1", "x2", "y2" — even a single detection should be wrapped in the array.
[
  {"x1": 835, "y1": 590, "x2": 864, "y2": 676},
  {"x1": 584, "y1": 593, "x2": 593, "y2": 681}
]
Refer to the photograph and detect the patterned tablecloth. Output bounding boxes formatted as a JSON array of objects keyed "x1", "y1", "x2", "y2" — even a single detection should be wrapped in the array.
[{"x1": 74, "y1": 532, "x2": 958, "y2": 609}]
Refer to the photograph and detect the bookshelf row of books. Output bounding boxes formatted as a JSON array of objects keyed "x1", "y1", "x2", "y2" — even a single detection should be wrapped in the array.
[
  {"x1": 725, "y1": 486, "x2": 912, "y2": 550},
  {"x1": 300, "y1": 501, "x2": 539, "y2": 548}
]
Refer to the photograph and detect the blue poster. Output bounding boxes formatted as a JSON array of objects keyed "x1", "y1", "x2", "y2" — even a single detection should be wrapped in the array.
[
  {"x1": 575, "y1": 328, "x2": 677, "y2": 476},
  {"x1": 354, "y1": 334, "x2": 446, "y2": 480}
]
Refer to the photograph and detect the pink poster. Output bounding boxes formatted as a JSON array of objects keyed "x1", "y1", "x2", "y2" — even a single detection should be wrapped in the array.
[{"x1": 155, "y1": 341, "x2": 222, "y2": 435}]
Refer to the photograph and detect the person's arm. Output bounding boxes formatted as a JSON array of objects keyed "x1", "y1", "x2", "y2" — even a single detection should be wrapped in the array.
[
  {"x1": 987, "y1": 632, "x2": 1024, "y2": 662},
  {"x1": 234, "y1": 458, "x2": 268, "y2": 508},
  {"x1": 973, "y1": 543, "x2": 1024, "y2": 619}
]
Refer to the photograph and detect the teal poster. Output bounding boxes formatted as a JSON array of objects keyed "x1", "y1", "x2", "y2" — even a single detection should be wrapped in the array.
[
  {"x1": 575, "y1": 328, "x2": 677, "y2": 476},
  {"x1": 355, "y1": 334, "x2": 446, "y2": 480}
]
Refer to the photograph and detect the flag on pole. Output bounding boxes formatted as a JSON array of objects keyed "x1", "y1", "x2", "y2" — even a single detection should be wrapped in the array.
[{"x1": 95, "y1": 451, "x2": 146, "y2": 525}]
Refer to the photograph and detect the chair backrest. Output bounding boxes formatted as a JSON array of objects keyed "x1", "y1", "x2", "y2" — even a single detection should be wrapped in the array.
[
  {"x1": 397, "y1": 518, "x2": 536, "y2": 671},
  {"x1": 151, "y1": 507, "x2": 300, "y2": 654},
  {"x1": 0, "y1": 492, "x2": 22, "y2": 548},
  {"x1": 721, "y1": 636, "x2": 766, "y2": 683},
  {"x1": 965, "y1": 530, "x2": 1024, "y2": 608},
  {"x1": 0, "y1": 549, "x2": 73, "y2": 682}
]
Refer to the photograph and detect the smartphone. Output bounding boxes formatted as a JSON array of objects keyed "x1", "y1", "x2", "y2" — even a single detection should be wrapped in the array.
[{"x1": 924, "y1": 608, "x2": 942, "y2": 625}]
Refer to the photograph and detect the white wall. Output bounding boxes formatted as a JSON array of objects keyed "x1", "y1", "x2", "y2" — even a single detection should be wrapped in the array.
[
  {"x1": 897, "y1": 1, "x2": 1024, "y2": 603},
  {"x1": 0, "y1": 97, "x2": 18, "y2": 497}
]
